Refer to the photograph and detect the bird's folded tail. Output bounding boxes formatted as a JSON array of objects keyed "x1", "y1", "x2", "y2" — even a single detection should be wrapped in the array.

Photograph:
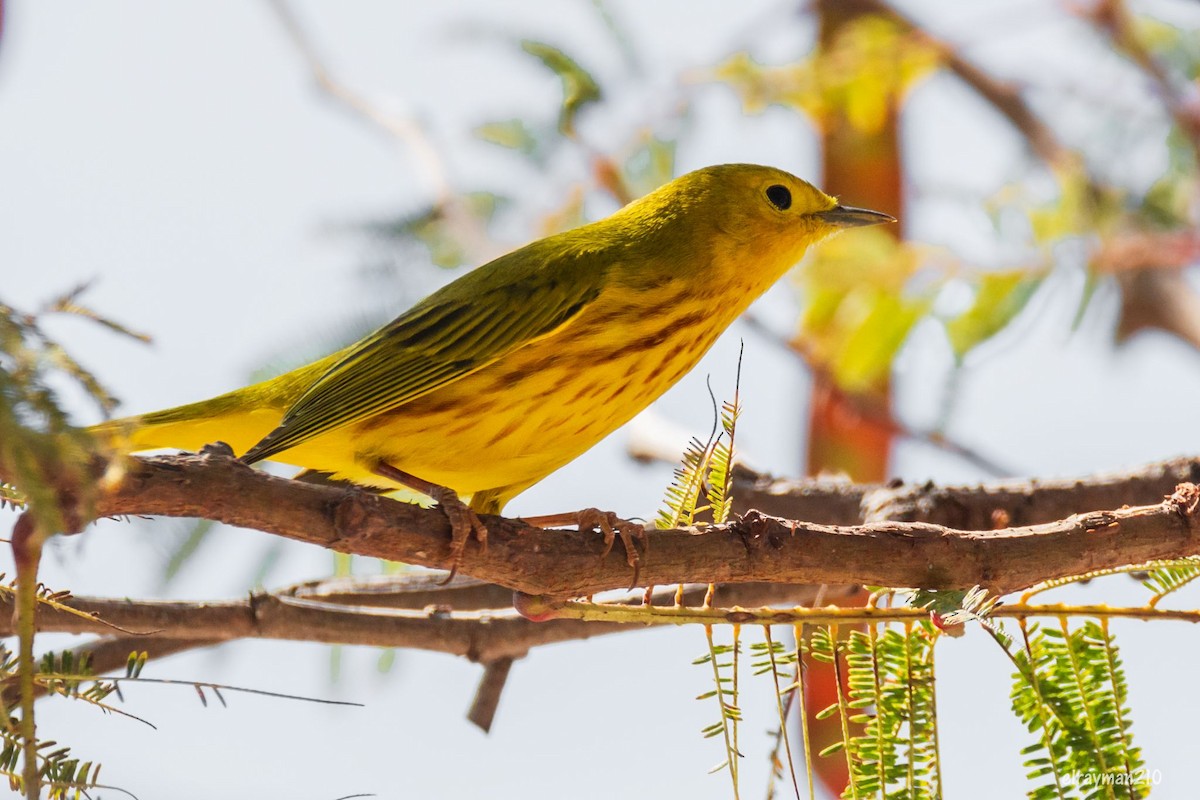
[
  {"x1": 88, "y1": 356, "x2": 339, "y2": 458},
  {"x1": 90, "y1": 388, "x2": 284, "y2": 457}
]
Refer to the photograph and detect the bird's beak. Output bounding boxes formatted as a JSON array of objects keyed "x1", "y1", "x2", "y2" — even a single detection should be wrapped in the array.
[{"x1": 813, "y1": 205, "x2": 896, "y2": 228}]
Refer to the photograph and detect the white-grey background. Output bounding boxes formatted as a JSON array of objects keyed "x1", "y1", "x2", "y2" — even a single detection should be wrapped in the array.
[{"x1": 2, "y1": 1, "x2": 1199, "y2": 797}]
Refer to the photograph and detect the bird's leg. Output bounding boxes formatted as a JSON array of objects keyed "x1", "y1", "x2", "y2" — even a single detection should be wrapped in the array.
[
  {"x1": 373, "y1": 462, "x2": 487, "y2": 582},
  {"x1": 521, "y1": 509, "x2": 646, "y2": 588}
]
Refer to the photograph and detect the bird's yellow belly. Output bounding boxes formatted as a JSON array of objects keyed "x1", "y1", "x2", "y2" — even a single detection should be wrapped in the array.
[{"x1": 280, "y1": 308, "x2": 724, "y2": 500}]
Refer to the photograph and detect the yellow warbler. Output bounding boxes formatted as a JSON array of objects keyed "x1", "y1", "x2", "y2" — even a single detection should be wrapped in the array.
[{"x1": 95, "y1": 164, "x2": 891, "y2": 562}]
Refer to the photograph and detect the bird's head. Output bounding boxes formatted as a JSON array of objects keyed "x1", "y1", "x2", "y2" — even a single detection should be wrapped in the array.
[
  {"x1": 696, "y1": 164, "x2": 894, "y2": 278},
  {"x1": 619, "y1": 164, "x2": 894, "y2": 293}
]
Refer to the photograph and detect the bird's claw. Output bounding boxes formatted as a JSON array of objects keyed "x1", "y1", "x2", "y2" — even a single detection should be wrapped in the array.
[
  {"x1": 429, "y1": 485, "x2": 488, "y2": 585},
  {"x1": 576, "y1": 508, "x2": 646, "y2": 589},
  {"x1": 520, "y1": 508, "x2": 647, "y2": 589}
]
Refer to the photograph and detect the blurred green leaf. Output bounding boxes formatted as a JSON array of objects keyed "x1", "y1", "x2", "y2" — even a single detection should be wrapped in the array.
[
  {"x1": 520, "y1": 40, "x2": 602, "y2": 136},
  {"x1": 1141, "y1": 134, "x2": 1198, "y2": 227},
  {"x1": 831, "y1": 290, "x2": 928, "y2": 394},
  {"x1": 365, "y1": 191, "x2": 508, "y2": 270},
  {"x1": 1070, "y1": 265, "x2": 1102, "y2": 333},
  {"x1": 944, "y1": 270, "x2": 1038, "y2": 360},
  {"x1": 161, "y1": 518, "x2": 216, "y2": 587},
  {"x1": 474, "y1": 118, "x2": 540, "y2": 156},
  {"x1": 1130, "y1": 14, "x2": 1200, "y2": 80},
  {"x1": 715, "y1": 16, "x2": 938, "y2": 134},
  {"x1": 797, "y1": 228, "x2": 933, "y2": 394},
  {"x1": 1027, "y1": 166, "x2": 1126, "y2": 243},
  {"x1": 622, "y1": 134, "x2": 676, "y2": 198},
  {"x1": 377, "y1": 648, "x2": 398, "y2": 674}
]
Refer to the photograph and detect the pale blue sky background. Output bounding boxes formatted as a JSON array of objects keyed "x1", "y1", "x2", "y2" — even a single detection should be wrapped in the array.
[{"x1": 3, "y1": 1, "x2": 1200, "y2": 797}]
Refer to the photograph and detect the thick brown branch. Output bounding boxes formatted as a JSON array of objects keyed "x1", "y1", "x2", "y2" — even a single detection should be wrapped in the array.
[
  {"x1": 20, "y1": 595, "x2": 611, "y2": 663},
  {"x1": 731, "y1": 463, "x2": 870, "y2": 525},
  {"x1": 733, "y1": 457, "x2": 1200, "y2": 528},
  {"x1": 65, "y1": 452, "x2": 1200, "y2": 597}
]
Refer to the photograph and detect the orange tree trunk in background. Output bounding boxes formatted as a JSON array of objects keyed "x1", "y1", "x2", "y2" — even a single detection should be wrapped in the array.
[
  {"x1": 808, "y1": 0, "x2": 904, "y2": 483},
  {"x1": 799, "y1": 1, "x2": 904, "y2": 794}
]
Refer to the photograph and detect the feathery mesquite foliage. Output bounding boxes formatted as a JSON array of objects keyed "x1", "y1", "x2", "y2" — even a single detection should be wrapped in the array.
[
  {"x1": 1140, "y1": 558, "x2": 1200, "y2": 607},
  {"x1": 656, "y1": 355, "x2": 742, "y2": 530},
  {"x1": 840, "y1": 622, "x2": 940, "y2": 799},
  {"x1": 1004, "y1": 620, "x2": 1144, "y2": 800},
  {"x1": 678, "y1": 573, "x2": 1156, "y2": 799},
  {"x1": 681, "y1": 378, "x2": 746, "y2": 796},
  {"x1": 755, "y1": 627, "x2": 803, "y2": 800},
  {"x1": 0, "y1": 643, "x2": 111, "y2": 799},
  {"x1": 695, "y1": 629, "x2": 744, "y2": 795},
  {"x1": 0, "y1": 290, "x2": 146, "y2": 528}
]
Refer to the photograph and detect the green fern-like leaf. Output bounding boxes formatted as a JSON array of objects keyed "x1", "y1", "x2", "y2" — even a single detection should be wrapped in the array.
[
  {"x1": 840, "y1": 622, "x2": 941, "y2": 800},
  {"x1": 1141, "y1": 557, "x2": 1200, "y2": 605},
  {"x1": 34, "y1": 649, "x2": 127, "y2": 711},
  {"x1": 749, "y1": 636, "x2": 796, "y2": 675},
  {"x1": 697, "y1": 626, "x2": 743, "y2": 797},
  {"x1": 810, "y1": 624, "x2": 866, "y2": 797},
  {"x1": 759, "y1": 626, "x2": 806, "y2": 800},
  {"x1": 809, "y1": 625, "x2": 837, "y2": 667},
  {"x1": 656, "y1": 435, "x2": 713, "y2": 529},
  {"x1": 705, "y1": 347, "x2": 743, "y2": 526},
  {"x1": 1007, "y1": 620, "x2": 1145, "y2": 799},
  {"x1": 0, "y1": 660, "x2": 104, "y2": 800},
  {"x1": 705, "y1": 396, "x2": 741, "y2": 526},
  {"x1": 659, "y1": 356, "x2": 743, "y2": 529},
  {"x1": 519, "y1": 40, "x2": 602, "y2": 137}
]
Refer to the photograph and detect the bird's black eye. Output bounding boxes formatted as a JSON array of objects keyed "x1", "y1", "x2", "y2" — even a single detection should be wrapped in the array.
[{"x1": 765, "y1": 184, "x2": 792, "y2": 211}]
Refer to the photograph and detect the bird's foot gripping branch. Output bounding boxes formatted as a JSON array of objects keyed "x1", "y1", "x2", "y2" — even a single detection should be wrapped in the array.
[{"x1": 520, "y1": 508, "x2": 648, "y2": 587}]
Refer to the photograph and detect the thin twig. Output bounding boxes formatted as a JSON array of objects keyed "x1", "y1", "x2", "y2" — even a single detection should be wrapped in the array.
[
  {"x1": 264, "y1": 0, "x2": 451, "y2": 203},
  {"x1": 1, "y1": 580, "x2": 839, "y2": 660},
  {"x1": 1089, "y1": 0, "x2": 1200, "y2": 164},
  {"x1": 12, "y1": 514, "x2": 42, "y2": 800},
  {"x1": 520, "y1": 600, "x2": 1200, "y2": 627}
]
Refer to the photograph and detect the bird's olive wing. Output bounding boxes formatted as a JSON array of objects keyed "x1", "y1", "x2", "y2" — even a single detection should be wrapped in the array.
[{"x1": 242, "y1": 267, "x2": 601, "y2": 463}]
